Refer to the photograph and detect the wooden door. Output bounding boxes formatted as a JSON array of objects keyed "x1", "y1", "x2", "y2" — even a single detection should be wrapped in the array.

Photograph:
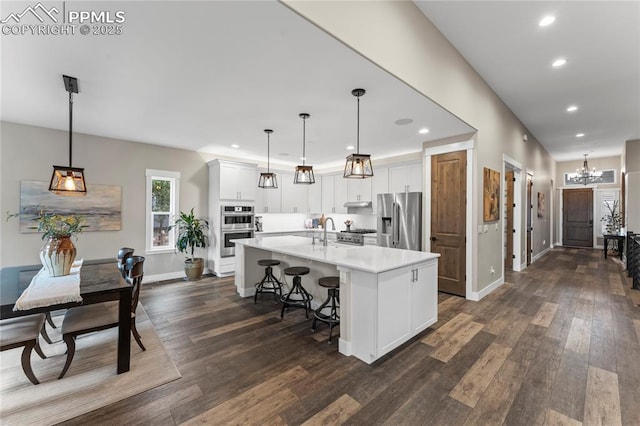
[
  {"x1": 505, "y1": 170, "x2": 514, "y2": 270},
  {"x1": 563, "y1": 188, "x2": 593, "y2": 247},
  {"x1": 431, "y1": 151, "x2": 466, "y2": 297},
  {"x1": 526, "y1": 175, "x2": 533, "y2": 265}
]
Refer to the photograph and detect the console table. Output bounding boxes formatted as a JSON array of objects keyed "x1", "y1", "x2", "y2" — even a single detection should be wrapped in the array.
[{"x1": 603, "y1": 234, "x2": 625, "y2": 260}]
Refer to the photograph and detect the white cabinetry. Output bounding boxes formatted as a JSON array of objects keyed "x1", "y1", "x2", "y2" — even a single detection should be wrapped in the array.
[
  {"x1": 321, "y1": 175, "x2": 348, "y2": 214},
  {"x1": 217, "y1": 161, "x2": 257, "y2": 201},
  {"x1": 281, "y1": 173, "x2": 309, "y2": 213},
  {"x1": 308, "y1": 178, "x2": 322, "y2": 213},
  {"x1": 347, "y1": 178, "x2": 372, "y2": 202},
  {"x1": 389, "y1": 162, "x2": 423, "y2": 194},
  {"x1": 371, "y1": 167, "x2": 389, "y2": 211},
  {"x1": 255, "y1": 170, "x2": 282, "y2": 213}
]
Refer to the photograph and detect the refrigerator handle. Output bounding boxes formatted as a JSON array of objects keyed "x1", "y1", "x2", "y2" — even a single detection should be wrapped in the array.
[
  {"x1": 392, "y1": 202, "x2": 397, "y2": 245},
  {"x1": 395, "y1": 203, "x2": 401, "y2": 246}
]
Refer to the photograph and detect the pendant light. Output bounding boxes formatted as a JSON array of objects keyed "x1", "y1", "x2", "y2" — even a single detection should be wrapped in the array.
[
  {"x1": 344, "y1": 88, "x2": 373, "y2": 179},
  {"x1": 258, "y1": 129, "x2": 278, "y2": 189},
  {"x1": 294, "y1": 113, "x2": 315, "y2": 184},
  {"x1": 570, "y1": 154, "x2": 602, "y2": 185},
  {"x1": 49, "y1": 75, "x2": 87, "y2": 196}
]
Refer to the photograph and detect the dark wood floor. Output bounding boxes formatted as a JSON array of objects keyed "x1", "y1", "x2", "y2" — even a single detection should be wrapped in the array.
[{"x1": 61, "y1": 248, "x2": 640, "y2": 425}]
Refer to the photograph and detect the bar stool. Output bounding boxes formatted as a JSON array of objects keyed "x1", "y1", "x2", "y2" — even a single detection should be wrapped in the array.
[
  {"x1": 311, "y1": 276, "x2": 340, "y2": 343},
  {"x1": 254, "y1": 259, "x2": 283, "y2": 303},
  {"x1": 280, "y1": 267, "x2": 313, "y2": 318}
]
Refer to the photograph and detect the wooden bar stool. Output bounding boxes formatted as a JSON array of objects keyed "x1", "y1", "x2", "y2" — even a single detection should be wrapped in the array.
[
  {"x1": 280, "y1": 266, "x2": 313, "y2": 318},
  {"x1": 254, "y1": 259, "x2": 283, "y2": 303},
  {"x1": 311, "y1": 276, "x2": 340, "y2": 343}
]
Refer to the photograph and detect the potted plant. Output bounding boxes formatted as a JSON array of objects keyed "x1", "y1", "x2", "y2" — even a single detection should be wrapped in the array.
[
  {"x1": 171, "y1": 208, "x2": 209, "y2": 281},
  {"x1": 7, "y1": 209, "x2": 85, "y2": 276},
  {"x1": 601, "y1": 200, "x2": 622, "y2": 235}
]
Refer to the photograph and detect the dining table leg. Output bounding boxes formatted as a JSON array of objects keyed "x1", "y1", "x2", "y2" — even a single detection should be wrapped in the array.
[{"x1": 117, "y1": 287, "x2": 132, "y2": 374}]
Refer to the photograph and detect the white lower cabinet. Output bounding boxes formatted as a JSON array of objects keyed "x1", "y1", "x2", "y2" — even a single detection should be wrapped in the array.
[{"x1": 376, "y1": 261, "x2": 437, "y2": 356}]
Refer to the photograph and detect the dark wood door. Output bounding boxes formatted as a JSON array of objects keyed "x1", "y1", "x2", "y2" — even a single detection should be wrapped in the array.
[
  {"x1": 526, "y1": 175, "x2": 533, "y2": 265},
  {"x1": 431, "y1": 151, "x2": 466, "y2": 297},
  {"x1": 563, "y1": 188, "x2": 593, "y2": 247},
  {"x1": 505, "y1": 170, "x2": 514, "y2": 270}
]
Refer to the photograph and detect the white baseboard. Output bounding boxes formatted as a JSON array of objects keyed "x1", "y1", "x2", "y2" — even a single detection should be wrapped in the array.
[
  {"x1": 532, "y1": 247, "x2": 551, "y2": 262},
  {"x1": 142, "y1": 268, "x2": 212, "y2": 284},
  {"x1": 468, "y1": 276, "x2": 504, "y2": 301}
]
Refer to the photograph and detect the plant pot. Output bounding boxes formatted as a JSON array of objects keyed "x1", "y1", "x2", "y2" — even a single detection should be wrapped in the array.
[
  {"x1": 40, "y1": 236, "x2": 77, "y2": 277},
  {"x1": 184, "y1": 258, "x2": 205, "y2": 281}
]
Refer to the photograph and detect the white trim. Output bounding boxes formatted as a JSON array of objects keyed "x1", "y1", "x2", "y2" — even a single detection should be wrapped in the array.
[
  {"x1": 523, "y1": 170, "x2": 535, "y2": 270},
  {"x1": 502, "y1": 155, "x2": 523, "y2": 273},
  {"x1": 468, "y1": 276, "x2": 504, "y2": 301},
  {"x1": 145, "y1": 169, "x2": 181, "y2": 179},
  {"x1": 424, "y1": 139, "x2": 474, "y2": 300},
  {"x1": 532, "y1": 246, "x2": 551, "y2": 262},
  {"x1": 502, "y1": 154, "x2": 522, "y2": 171}
]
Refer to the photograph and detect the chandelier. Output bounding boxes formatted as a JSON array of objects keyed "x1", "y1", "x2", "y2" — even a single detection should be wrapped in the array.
[{"x1": 568, "y1": 154, "x2": 603, "y2": 185}]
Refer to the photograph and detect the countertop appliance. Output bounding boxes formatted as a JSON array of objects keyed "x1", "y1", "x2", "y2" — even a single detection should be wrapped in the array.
[
  {"x1": 377, "y1": 192, "x2": 422, "y2": 250},
  {"x1": 336, "y1": 229, "x2": 377, "y2": 246}
]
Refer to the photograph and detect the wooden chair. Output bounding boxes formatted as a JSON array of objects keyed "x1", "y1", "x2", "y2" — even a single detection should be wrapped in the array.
[
  {"x1": 58, "y1": 256, "x2": 146, "y2": 379},
  {"x1": 0, "y1": 314, "x2": 47, "y2": 385}
]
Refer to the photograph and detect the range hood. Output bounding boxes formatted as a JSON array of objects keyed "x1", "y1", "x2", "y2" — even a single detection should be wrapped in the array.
[{"x1": 344, "y1": 201, "x2": 372, "y2": 208}]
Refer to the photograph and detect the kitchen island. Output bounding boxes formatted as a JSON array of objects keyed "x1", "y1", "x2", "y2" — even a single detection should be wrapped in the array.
[{"x1": 234, "y1": 236, "x2": 439, "y2": 364}]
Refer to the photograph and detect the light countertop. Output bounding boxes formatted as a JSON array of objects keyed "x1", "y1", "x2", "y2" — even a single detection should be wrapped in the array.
[
  {"x1": 234, "y1": 236, "x2": 438, "y2": 273},
  {"x1": 256, "y1": 228, "x2": 335, "y2": 235}
]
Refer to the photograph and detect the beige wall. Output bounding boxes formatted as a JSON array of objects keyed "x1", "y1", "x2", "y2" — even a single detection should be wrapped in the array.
[
  {"x1": 284, "y1": 0, "x2": 555, "y2": 295},
  {"x1": 0, "y1": 121, "x2": 211, "y2": 277}
]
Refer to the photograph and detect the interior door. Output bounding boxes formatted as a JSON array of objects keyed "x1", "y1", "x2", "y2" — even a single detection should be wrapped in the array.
[
  {"x1": 526, "y1": 175, "x2": 533, "y2": 265},
  {"x1": 431, "y1": 151, "x2": 466, "y2": 297},
  {"x1": 505, "y1": 170, "x2": 514, "y2": 270},
  {"x1": 563, "y1": 188, "x2": 594, "y2": 247}
]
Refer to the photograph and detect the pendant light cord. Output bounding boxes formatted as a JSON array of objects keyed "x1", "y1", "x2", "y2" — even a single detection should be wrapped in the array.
[
  {"x1": 302, "y1": 115, "x2": 306, "y2": 166},
  {"x1": 267, "y1": 132, "x2": 270, "y2": 173},
  {"x1": 356, "y1": 95, "x2": 360, "y2": 154},
  {"x1": 69, "y1": 91, "x2": 73, "y2": 167}
]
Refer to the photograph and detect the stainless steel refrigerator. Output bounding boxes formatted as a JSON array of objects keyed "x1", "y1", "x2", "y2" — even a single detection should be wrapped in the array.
[{"x1": 377, "y1": 192, "x2": 422, "y2": 250}]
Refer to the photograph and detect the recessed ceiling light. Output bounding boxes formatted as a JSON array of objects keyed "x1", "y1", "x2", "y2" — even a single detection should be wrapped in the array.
[
  {"x1": 552, "y1": 58, "x2": 566, "y2": 68},
  {"x1": 566, "y1": 105, "x2": 578, "y2": 112},
  {"x1": 231, "y1": 144, "x2": 240, "y2": 148},
  {"x1": 539, "y1": 15, "x2": 555, "y2": 27},
  {"x1": 346, "y1": 145, "x2": 355, "y2": 150},
  {"x1": 576, "y1": 133, "x2": 585, "y2": 138},
  {"x1": 418, "y1": 128, "x2": 430, "y2": 134},
  {"x1": 395, "y1": 118, "x2": 413, "y2": 125}
]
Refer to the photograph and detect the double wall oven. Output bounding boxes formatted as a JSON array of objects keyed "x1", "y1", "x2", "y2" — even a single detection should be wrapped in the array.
[{"x1": 220, "y1": 205, "x2": 254, "y2": 257}]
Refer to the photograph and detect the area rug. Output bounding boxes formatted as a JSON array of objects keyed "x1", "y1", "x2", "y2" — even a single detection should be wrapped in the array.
[{"x1": 0, "y1": 305, "x2": 181, "y2": 425}]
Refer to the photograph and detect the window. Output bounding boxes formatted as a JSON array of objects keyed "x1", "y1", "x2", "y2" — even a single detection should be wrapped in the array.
[
  {"x1": 564, "y1": 169, "x2": 616, "y2": 186},
  {"x1": 146, "y1": 169, "x2": 180, "y2": 254}
]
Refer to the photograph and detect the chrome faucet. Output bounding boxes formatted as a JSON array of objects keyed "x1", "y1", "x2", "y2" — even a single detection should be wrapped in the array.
[
  {"x1": 312, "y1": 233, "x2": 321, "y2": 245},
  {"x1": 323, "y1": 217, "x2": 336, "y2": 246}
]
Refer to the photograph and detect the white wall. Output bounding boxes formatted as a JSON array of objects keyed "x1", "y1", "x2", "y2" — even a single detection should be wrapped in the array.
[
  {"x1": 0, "y1": 121, "x2": 211, "y2": 277},
  {"x1": 283, "y1": 0, "x2": 555, "y2": 295}
]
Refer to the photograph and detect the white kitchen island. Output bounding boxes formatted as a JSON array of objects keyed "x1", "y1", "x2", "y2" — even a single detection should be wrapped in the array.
[{"x1": 233, "y1": 236, "x2": 440, "y2": 364}]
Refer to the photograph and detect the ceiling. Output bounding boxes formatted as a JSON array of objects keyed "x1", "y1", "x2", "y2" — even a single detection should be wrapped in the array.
[
  {"x1": 415, "y1": 1, "x2": 640, "y2": 162},
  {"x1": 0, "y1": 1, "x2": 474, "y2": 171}
]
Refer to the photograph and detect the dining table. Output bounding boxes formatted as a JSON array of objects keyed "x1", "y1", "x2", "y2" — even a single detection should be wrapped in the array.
[{"x1": 0, "y1": 259, "x2": 133, "y2": 375}]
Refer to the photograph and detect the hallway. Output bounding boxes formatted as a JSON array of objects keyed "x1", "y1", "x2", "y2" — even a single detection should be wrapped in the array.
[{"x1": 62, "y1": 248, "x2": 640, "y2": 425}]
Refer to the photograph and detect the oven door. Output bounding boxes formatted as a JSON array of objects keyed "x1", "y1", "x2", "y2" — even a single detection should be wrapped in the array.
[
  {"x1": 220, "y1": 229, "x2": 254, "y2": 257},
  {"x1": 221, "y1": 213, "x2": 255, "y2": 230}
]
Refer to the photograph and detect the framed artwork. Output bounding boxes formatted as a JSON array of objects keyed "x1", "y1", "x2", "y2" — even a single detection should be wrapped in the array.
[
  {"x1": 537, "y1": 192, "x2": 545, "y2": 218},
  {"x1": 19, "y1": 180, "x2": 122, "y2": 233},
  {"x1": 483, "y1": 167, "x2": 500, "y2": 222}
]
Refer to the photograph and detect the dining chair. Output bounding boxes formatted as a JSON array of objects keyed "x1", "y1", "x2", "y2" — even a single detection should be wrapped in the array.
[
  {"x1": 58, "y1": 256, "x2": 146, "y2": 379},
  {"x1": 117, "y1": 247, "x2": 135, "y2": 279},
  {"x1": 0, "y1": 314, "x2": 47, "y2": 385}
]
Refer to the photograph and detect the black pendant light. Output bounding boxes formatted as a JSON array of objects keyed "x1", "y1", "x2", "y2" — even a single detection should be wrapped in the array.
[
  {"x1": 258, "y1": 129, "x2": 278, "y2": 189},
  {"x1": 344, "y1": 88, "x2": 373, "y2": 179},
  {"x1": 294, "y1": 113, "x2": 315, "y2": 184},
  {"x1": 48, "y1": 75, "x2": 87, "y2": 196}
]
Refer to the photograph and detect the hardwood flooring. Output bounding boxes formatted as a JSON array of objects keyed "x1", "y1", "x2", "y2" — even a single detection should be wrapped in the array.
[{"x1": 60, "y1": 248, "x2": 640, "y2": 425}]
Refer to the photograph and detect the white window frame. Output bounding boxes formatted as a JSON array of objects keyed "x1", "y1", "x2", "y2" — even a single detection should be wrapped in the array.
[{"x1": 145, "y1": 169, "x2": 180, "y2": 254}]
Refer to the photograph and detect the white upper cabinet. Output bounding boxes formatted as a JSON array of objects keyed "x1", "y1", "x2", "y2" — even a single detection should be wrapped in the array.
[
  {"x1": 389, "y1": 162, "x2": 423, "y2": 193},
  {"x1": 255, "y1": 169, "x2": 282, "y2": 213},
  {"x1": 210, "y1": 160, "x2": 257, "y2": 202},
  {"x1": 347, "y1": 178, "x2": 372, "y2": 202},
  {"x1": 321, "y1": 175, "x2": 335, "y2": 213},
  {"x1": 308, "y1": 178, "x2": 322, "y2": 213},
  {"x1": 321, "y1": 174, "x2": 347, "y2": 214},
  {"x1": 281, "y1": 172, "x2": 309, "y2": 213},
  {"x1": 372, "y1": 166, "x2": 389, "y2": 210}
]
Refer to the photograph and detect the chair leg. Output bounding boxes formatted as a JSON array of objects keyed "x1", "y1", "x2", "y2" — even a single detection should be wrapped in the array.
[
  {"x1": 58, "y1": 334, "x2": 76, "y2": 379},
  {"x1": 34, "y1": 339, "x2": 47, "y2": 359},
  {"x1": 20, "y1": 341, "x2": 40, "y2": 385},
  {"x1": 45, "y1": 312, "x2": 57, "y2": 329},
  {"x1": 40, "y1": 324, "x2": 53, "y2": 344},
  {"x1": 131, "y1": 321, "x2": 146, "y2": 351}
]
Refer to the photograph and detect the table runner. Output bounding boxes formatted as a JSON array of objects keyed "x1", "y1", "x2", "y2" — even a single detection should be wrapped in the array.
[{"x1": 13, "y1": 259, "x2": 84, "y2": 311}]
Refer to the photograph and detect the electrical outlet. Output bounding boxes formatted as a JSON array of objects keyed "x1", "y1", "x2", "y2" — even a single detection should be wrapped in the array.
[{"x1": 490, "y1": 266, "x2": 495, "y2": 274}]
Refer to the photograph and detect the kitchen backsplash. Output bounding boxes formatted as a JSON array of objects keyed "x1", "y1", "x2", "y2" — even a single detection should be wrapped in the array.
[{"x1": 258, "y1": 213, "x2": 376, "y2": 232}]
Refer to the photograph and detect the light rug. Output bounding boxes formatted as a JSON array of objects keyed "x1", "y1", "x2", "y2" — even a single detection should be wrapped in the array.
[{"x1": 0, "y1": 305, "x2": 181, "y2": 425}]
